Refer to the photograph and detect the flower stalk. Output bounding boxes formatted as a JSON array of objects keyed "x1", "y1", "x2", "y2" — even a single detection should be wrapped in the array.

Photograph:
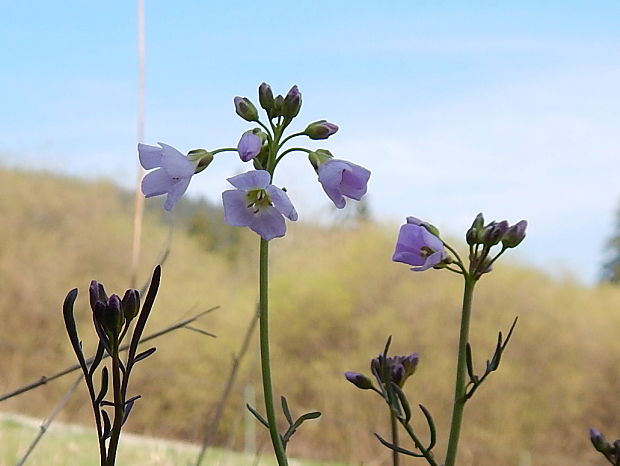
[
  {"x1": 444, "y1": 275, "x2": 476, "y2": 466},
  {"x1": 258, "y1": 238, "x2": 289, "y2": 465}
]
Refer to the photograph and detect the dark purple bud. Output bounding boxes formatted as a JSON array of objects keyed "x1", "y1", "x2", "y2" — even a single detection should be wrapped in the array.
[
  {"x1": 283, "y1": 85, "x2": 302, "y2": 119},
  {"x1": 121, "y1": 289, "x2": 140, "y2": 322},
  {"x1": 401, "y1": 353, "x2": 420, "y2": 377},
  {"x1": 304, "y1": 120, "x2": 339, "y2": 140},
  {"x1": 590, "y1": 428, "x2": 611, "y2": 454},
  {"x1": 391, "y1": 364, "x2": 405, "y2": 385},
  {"x1": 502, "y1": 220, "x2": 527, "y2": 248},
  {"x1": 234, "y1": 96, "x2": 259, "y2": 122},
  {"x1": 259, "y1": 82, "x2": 274, "y2": 116},
  {"x1": 344, "y1": 371, "x2": 373, "y2": 390},
  {"x1": 272, "y1": 94, "x2": 285, "y2": 118},
  {"x1": 482, "y1": 220, "x2": 509, "y2": 246},
  {"x1": 89, "y1": 280, "x2": 108, "y2": 310}
]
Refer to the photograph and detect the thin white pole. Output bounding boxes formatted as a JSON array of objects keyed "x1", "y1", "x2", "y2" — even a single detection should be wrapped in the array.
[{"x1": 131, "y1": 0, "x2": 146, "y2": 287}]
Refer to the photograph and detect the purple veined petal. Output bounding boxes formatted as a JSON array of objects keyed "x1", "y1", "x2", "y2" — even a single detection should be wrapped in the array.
[
  {"x1": 266, "y1": 185, "x2": 298, "y2": 221},
  {"x1": 317, "y1": 162, "x2": 346, "y2": 208},
  {"x1": 250, "y1": 206, "x2": 286, "y2": 240},
  {"x1": 163, "y1": 176, "x2": 193, "y2": 211},
  {"x1": 339, "y1": 163, "x2": 370, "y2": 200},
  {"x1": 227, "y1": 170, "x2": 271, "y2": 191},
  {"x1": 138, "y1": 143, "x2": 163, "y2": 169},
  {"x1": 416, "y1": 250, "x2": 444, "y2": 271},
  {"x1": 159, "y1": 143, "x2": 196, "y2": 178},
  {"x1": 142, "y1": 169, "x2": 173, "y2": 198},
  {"x1": 222, "y1": 189, "x2": 255, "y2": 227},
  {"x1": 392, "y1": 249, "x2": 423, "y2": 266}
]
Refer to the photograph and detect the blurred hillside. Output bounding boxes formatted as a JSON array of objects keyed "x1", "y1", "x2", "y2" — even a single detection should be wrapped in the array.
[{"x1": 0, "y1": 167, "x2": 619, "y2": 465}]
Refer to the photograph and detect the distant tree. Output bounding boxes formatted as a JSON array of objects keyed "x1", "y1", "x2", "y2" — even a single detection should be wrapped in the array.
[{"x1": 602, "y1": 201, "x2": 620, "y2": 283}]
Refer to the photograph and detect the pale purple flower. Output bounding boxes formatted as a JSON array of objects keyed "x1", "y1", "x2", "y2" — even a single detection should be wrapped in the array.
[
  {"x1": 392, "y1": 223, "x2": 447, "y2": 271},
  {"x1": 222, "y1": 170, "x2": 298, "y2": 241},
  {"x1": 139, "y1": 143, "x2": 197, "y2": 211},
  {"x1": 317, "y1": 159, "x2": 370, "y2": 209},
  {"x1": 344, "y1": 371, "x2": 373, "y2": 390},
  {"x1": 237, "y1": 132, "x2": 262, "y2": 162}
]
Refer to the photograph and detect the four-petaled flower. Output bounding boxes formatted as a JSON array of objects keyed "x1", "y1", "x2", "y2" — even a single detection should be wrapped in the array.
[
  {"x1": 222, "y1": 170, "x2": 298, "y2": 241},
  {"x1": 392, "y1": 221, "x2": 447, "y2": 271},
  {"x1": 317, "y1": 159, "x2": 370, "y2": 209},
  {"x1": 139, "y1": 143, "x2": 197, "y2": 211}
]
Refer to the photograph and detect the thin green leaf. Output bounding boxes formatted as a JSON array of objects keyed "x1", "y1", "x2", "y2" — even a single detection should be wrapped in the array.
[
  {"x1": 374, "y1": 432, "x2": 424, "y2": 457},
  {"x1": 281, "y1": 396, "x2": 293, "y2": 425},
  {"x1": 133, "y1": 347, "x2": 156, "y2": 364},
  {"x1": 88, "y1": 342, "x2": 106, "y2": 377},
  {"x1": 95, "y1": 367, "x2": 108, "y2": 405},
  {"x1": 62, "y1": 289, "x2": 87, "y2": 372},
  {"x1": 246, "y1": 404, "x2": 269, "y2": 429},
  {"x1": 419, "y1": 404, "x2": 437, "y2": 450},
  {"x1": 128, "y1": 265, "x2": 161, "y2": 365},
  {"x1": 101, "y1": 410, "x2": 112, "y2": 441},
  {"x1": 391, "y1": 382, "x2": 411, "y2": 423}
]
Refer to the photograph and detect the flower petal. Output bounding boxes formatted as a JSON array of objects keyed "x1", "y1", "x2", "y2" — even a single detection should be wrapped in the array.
[
  {"x1": 250, "y1": 206, "x2": 286, "y2": 240},
  {"x1": 266, "y1": 185, "x2": 298, "y2": 221},
  {"x1": 222, "y1": 189, "x2": 254, "y2": 226},
  {"x1": 339, "y1": 162, "x2": 370, "y2": 200},
  {"x1": 159, "y1": 143, "x2": 196, "y2": 178},
  {"x1": 317, "y1": 161, "x2": 346, "y2": 208},
  {"x1": 163, "y1": 176, "x2": 192, "y2": 211},
  {"x1": 142, "y1": 169, "x2": 173, "y2": 198},
  {"x1": 138, "y1": 143, "x2": 163, "y2": 169},
  {"x1": 227, "y1": 170, "x2": 271, "y2": 191}
]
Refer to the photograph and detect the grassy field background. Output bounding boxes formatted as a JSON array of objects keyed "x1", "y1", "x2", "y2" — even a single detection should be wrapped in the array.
[{"x1": 0, "y1": 166, "x2": 619, "y2": 465}]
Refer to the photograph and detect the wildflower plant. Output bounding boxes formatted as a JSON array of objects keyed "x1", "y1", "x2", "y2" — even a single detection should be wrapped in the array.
[
  {"x1": 62, "y1": 266, "x2": 161, "y2": 466},
  {"x1": 139, "y1": 83, "x2": 370, "y2": 465},
  {"x1": 346, "y1": 213, "x2": 526, "y2": 465}
]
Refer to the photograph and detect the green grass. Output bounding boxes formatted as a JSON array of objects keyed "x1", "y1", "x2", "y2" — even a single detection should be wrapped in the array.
[{"x1": 0, "y1": 413, "x2": 347, "y2": 466}]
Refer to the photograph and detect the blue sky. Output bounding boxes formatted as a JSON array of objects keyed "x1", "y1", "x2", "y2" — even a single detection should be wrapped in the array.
[{"x1": 2, "y1": 1, "x2": 619, "y2": 283}]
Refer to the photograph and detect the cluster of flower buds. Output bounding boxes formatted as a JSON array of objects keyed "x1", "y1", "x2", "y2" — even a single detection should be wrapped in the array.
[
  {"x1": 466, "y1": 213, "x2": 527, "y2": 250},
  {"x1": 590, "y1": 428, "x2": 620, "y2": 464},
  {"x1": 345, "y1": 348, "x2": 420, "y2": 391},
  {"x1": 89, "y1": 281, "x2": 140, "y2": 353},
  {"x1": 465, "y1": 213, "x2": 527, "y2": 279}
]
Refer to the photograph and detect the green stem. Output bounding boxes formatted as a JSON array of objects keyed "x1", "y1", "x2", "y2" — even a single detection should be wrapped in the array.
[
  {"x1": 390, "y1": 411, "x2": 400, "y2": 466},
  {"x1": 258, "y1": 238, "x2": 288, "y2": 465},
  {"x1": 210, "y1": 147, "x2": 237, "y2": 155},
  {"x1": 278, "y1": 131, "x2": 306, "y2": 148},
  {"x1": 105, "y1": 343, "x2": 124, "y2": 466},
  {"x1": 444, "y1": 277, "x2": 476, "y2": 466},
  {"x1": 400, "y1": 421, "x2": 438, "y2": 466}
]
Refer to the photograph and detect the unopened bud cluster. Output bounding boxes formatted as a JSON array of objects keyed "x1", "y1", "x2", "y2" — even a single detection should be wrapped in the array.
[
  {"x1": 466, "y1": 213, "x2": 527, "y2": 279},
  {"x1": 89, "y1": 281, "x2": 140, "y2": 353},
  {"x1": 345, "y1": 349, "x2": 420, "y2": 391}
]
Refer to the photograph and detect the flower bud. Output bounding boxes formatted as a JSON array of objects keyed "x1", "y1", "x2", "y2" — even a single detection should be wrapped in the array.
[
  {"x1": 89, "y1": 281, "x2": 108, "y2": 311},
  {"x1": 234, "y1": 96, "x2": 259, "y2": 122},
  {"x1": 304, "y1": 120, "x2": 339, "y2": 140},
  {"x1": 344, "y1": 371, "x2": 373, "y2": 390},
  {"x1": 121, "y1": 289, "x2": 140, "y2": 322},
  {"x1": 187, "y1": 149, "x2": 214, "y2": 174},
  {"x1": 283, "y1": 85, "x2": 302, "y2": 119},
  {"x1": 466, "y1": 213, "x2": 485, "y2": 245},
  {"x1": 237, "y1": 131, "x2": 262, "y2": 162},
  {"x1": 308, "y1": 149, "x2": 334, "y2": 170},
  {"x1": 258, "y1": 82, "x2": 274, "y2": 116},
  {"x1": 502, "y1": 220, "x2": 527, "y2": 248},
  {"x1": 272, "y1": 94, "x2": 285, "y2": 118},
  {"x1": 482, "y1": 220, "x2": 509, "y2": 246},
  {"x1": 590, "y1": 428, "x2": 611, "y2": 454}
]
